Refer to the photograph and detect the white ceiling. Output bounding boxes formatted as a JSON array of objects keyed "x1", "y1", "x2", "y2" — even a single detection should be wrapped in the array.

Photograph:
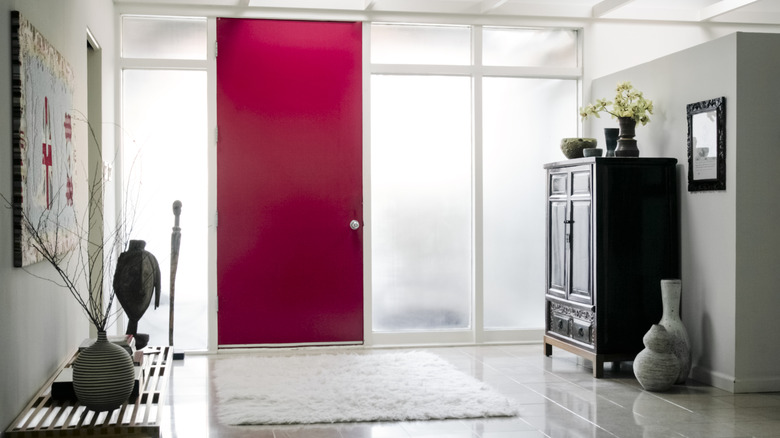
[{"x1": 115, "y1": 0, "x2": 780, "y2": 24}]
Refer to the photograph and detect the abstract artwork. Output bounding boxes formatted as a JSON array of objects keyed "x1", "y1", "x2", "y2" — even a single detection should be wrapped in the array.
[{"x1": 11, "y1": 11, "x2": 77, "y2": 267}]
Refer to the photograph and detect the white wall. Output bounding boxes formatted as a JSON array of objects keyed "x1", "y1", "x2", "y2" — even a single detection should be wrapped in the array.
[
  {"x1": 733, "y1": 33, "x2": 780, "y2": 392},
  {"x1": 581, "y1": 20, "x2": 780, "y2": 119},
  {"x1": 0, "y1": 0, "x2": 117, "y2": 429},
  {"x1": 585, "y1": 32, "x2": 780, "y2": 393}
]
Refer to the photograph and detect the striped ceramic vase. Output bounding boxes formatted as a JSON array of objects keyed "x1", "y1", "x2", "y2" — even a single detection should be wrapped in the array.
[{"x1": 72, "y1": 331, "x2": 135, "y2": 412}]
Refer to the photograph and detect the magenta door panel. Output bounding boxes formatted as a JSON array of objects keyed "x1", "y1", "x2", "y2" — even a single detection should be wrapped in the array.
[{"x1": 216, "y1": 18, "x2": 363, "y2": 346}]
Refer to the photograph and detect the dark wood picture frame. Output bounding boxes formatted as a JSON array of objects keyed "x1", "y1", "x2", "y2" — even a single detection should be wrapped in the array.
[{"x1": 687, "y1": 96, "x2": 726, "y2": 192}]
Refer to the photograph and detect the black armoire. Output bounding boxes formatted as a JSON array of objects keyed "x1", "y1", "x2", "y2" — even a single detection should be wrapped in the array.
[{"x1": 543, "y1": 157, "x2": 680, "y2": 377}]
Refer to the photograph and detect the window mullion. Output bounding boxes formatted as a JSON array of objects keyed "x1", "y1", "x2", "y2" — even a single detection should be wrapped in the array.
[
  {"x1": 370, "y1": 64, "x2": 475, "y2": 76},
  {"x1": 473, "y1": 24, "x2": 485, "y2": 344}
]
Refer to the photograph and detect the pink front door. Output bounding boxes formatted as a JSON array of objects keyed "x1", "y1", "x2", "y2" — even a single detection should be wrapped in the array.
[{"x1": 216, "y1": 18, "x2": 363, "y2": 346}]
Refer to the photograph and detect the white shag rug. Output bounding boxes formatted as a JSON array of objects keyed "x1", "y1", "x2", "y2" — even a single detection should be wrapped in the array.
[{"x1": 213, "y1": 351, "x2": 518, "y2": 425}]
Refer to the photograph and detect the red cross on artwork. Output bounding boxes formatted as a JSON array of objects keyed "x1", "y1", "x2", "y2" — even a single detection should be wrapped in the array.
[
  {"x1": 42, "y1": 97, "x2": 53, "y2": 209},
  {"x1": 64, "y1": 113, "x2": 72, "y2": 142},
  {"x1": 66, "y1": 175, "x2": 73, "y2": 206},
  {"x1": 42, "y1": 143, "x2": 52, "y2": 207},
  {"x1": 64, "y1": 113, "x2": 73, "y2": 206}
]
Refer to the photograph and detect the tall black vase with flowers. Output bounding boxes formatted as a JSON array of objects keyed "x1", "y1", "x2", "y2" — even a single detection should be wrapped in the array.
[{"x1": 579, "y1": 81, "x2": 654, "y2": 157}]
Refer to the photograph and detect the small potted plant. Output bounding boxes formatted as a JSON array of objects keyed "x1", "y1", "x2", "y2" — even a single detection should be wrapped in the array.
[{"x1": 580, "y1": 81, "x2": 653, "y2": 157}]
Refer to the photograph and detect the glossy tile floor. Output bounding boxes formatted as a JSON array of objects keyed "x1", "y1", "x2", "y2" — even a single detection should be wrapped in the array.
[{"x1": 160, "y1": 344, "x2": 780, "y2": 438}]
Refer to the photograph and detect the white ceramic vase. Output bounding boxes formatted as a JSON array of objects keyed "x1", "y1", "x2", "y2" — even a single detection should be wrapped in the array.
[
  {"x1": 634, "y1": 324, "x2": 680, "y2": 392},
  {"x1": 659, "y1": 279, "x2": 691, "y2": 384}
]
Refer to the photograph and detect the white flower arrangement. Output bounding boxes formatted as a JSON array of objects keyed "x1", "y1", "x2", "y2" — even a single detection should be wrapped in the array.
[{"x1": 580, "y1": 81, "x2": 654, "y2": 126}]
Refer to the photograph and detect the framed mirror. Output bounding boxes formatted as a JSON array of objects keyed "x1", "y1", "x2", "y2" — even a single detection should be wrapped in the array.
[{"x1": 687, "y1": 97, "x2": 726, "y2": 191}]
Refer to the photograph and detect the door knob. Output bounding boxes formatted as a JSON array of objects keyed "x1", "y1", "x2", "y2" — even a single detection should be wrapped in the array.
[{"x1": 350, "y1": 220, "x2": 360, "y2": 230}]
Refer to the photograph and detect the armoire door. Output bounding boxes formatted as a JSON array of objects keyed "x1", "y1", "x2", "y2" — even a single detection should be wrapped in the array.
[
  {"x1": 216, "y1": 18, "x2": 363, "y2": 346},
  {"x1": 569, "y1": 167, "x2": 592, "y2": 304}
]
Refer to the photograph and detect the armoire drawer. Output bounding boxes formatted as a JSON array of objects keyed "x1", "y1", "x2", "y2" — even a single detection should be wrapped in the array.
[
  {"x1": 571, "y1": 319, "x2": 593, "y2": 344},
  {"x1": 550, "y1": 313, "x2": 570, "y2": 337}
]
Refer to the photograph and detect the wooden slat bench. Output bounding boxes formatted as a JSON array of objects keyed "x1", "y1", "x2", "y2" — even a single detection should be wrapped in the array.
[{"x1": 5, "y1": 346, "x2": 172, "y2": 437}]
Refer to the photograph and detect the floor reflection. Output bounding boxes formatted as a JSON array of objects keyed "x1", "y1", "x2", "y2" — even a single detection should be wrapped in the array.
[{"x1": 159, "y1": 345, "x2": 780, "y2": 438}]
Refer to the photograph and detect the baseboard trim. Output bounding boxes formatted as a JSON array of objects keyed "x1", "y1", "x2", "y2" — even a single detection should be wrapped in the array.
[
  {"x1": 691, "y1": 365, "x2": 735, "y2": 393},
  {"x1": 733, "y1": 376, "x2": 780, "y2": 393}
]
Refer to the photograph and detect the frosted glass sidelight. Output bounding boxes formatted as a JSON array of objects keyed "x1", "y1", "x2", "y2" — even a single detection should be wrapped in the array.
[
  {"x1": 482, "y1": 77, "x2": 578, "y2": 329},
  {"x1": 122, "y1": 69, "x2": 208, "y2": 350},
  {"x1": 371, "y1": 75, "x2": 472, "y2": 331},
  {"x1": 122, "y1": 16, "x2": 207, "y2": 60},
  {"x1": 371, "y1": 24, "x2": 470, "y2": 65},
  {"x1": 483, "y1": 27, "x2": 577, "y2": 68}
]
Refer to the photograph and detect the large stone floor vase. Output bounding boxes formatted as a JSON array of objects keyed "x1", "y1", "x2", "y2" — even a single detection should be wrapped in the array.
[
  {"x1": 634, "y1": 324, "x2": 680, "y2": 392},
  {"x1": 659, "y1": 279, "x2": 692, "y2": 384},
  {"x1": 73, "y1": 331, "x2": 135, "y2": 412}
]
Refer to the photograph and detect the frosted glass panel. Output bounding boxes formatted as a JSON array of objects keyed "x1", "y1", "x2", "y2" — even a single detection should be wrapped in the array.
[
  {"x1": 483, "y1": 27, "x2": 577, "y2": 68},
  {"x1": 371, "y1": 24, "x2": 470, "y2": 65},
  {"x1": 482, "y1": 77, "x2": 578, "y2": 329},
  {"x1": 122, "y1": 16, "x2": 207, "y2": 60},
  {"x1": 371, "y1": 75, "x2": 472, "y2": 331},
  {"x1": 122, "y1": 69, "x2": 208, "y2": 350}
]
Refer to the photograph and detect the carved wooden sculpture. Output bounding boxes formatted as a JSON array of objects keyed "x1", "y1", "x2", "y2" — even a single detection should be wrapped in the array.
[
  {"x1": 169, "y1": 200, "x2": 182, "y2": 347},
  {"x1": 113, "y1": 240, "x2": 161, "y2": 349}
]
